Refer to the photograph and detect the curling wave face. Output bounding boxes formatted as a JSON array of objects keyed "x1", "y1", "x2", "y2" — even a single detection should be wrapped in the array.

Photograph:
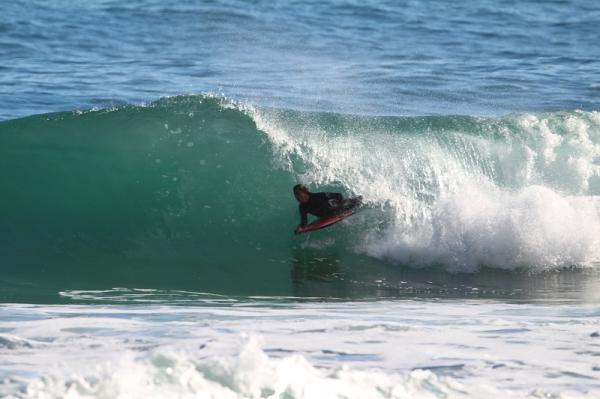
[{"x1": 1, "y1": 95, "x2": 599, "y2": 298}]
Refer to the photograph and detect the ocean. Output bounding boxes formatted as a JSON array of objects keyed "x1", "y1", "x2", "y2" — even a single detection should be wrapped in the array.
[{"x1": 1, "y1": 0, "x2": 600, "y2": 397}]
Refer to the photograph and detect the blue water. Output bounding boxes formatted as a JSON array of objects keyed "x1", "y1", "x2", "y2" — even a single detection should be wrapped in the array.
[
  {"x1": 2, "y1": 0, "x2": 599, "y2": 120},
  {"x1": 2, "y1": 1, "x2": 600, "y2": 397}
]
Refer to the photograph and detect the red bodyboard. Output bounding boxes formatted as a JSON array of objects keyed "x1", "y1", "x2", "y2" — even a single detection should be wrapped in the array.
[{"x1": 295, "y1": 210, "x2": 354, "y2": 234}]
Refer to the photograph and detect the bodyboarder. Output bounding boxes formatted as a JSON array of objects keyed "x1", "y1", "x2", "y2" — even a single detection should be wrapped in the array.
[{"x1": 293, "y1": 184, "x2": 361, "y2": 234}]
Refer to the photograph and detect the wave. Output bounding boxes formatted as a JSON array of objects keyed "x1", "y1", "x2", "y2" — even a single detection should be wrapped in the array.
[
  {"x1": 1, "y1": 95, "x2": 599, "y2": 297},
  {"x1": 252, "y1": 103, "x2": 600, "y2": 272}
]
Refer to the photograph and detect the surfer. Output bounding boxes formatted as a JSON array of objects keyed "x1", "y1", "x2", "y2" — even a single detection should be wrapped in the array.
[{"x1": 293, "y1": 184, "x2": 361, "y2": 233}]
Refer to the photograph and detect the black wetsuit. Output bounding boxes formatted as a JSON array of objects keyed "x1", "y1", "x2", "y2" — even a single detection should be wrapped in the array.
[{"x1": 298, "y1": 192, "x2": 360, "y2": 226}]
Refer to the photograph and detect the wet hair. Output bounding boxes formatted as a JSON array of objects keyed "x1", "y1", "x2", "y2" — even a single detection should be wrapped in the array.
[{"x1": 293, "y1": 184, "x2": 309, "y2": 193}]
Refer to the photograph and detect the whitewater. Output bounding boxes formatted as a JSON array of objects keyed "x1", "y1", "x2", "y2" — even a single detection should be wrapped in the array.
[
  {"x1": 252, "y1": 103, "x2": 600, "y2": 272},
  {"x1": 2, "y1": 295, "x2": 600, "y2": 399}
]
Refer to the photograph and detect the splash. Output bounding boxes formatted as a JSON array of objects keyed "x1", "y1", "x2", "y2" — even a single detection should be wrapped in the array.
[{"x1": 252, "y1": 107, "x2": 600, "y2": 272}]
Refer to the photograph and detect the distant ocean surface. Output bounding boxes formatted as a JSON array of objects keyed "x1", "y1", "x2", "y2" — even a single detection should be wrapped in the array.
[
  {"x1": 2, "y1": 1, "x2": 600, "y2": 398},
  {"x1": 2, "y1": 0, "x2": 600, "y2": 119}
]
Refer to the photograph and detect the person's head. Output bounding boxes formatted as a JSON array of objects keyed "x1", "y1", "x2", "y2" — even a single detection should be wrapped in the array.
[{"x1": 293, "y1": 184, "x2": 310, "y2": 203}]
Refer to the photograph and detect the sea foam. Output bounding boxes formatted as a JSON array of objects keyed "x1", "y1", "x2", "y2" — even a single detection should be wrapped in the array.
[{"x1": 18, "y1": 338, "x2": 487, "y2": 399}]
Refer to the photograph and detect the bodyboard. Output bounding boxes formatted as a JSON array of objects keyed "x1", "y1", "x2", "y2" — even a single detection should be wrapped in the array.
[{"x1": 295, "y1": 210, "x2": 355, "y2": 234}]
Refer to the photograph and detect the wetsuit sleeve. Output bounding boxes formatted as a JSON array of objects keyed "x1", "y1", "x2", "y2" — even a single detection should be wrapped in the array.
[{"x1": 299, "y1": 204, "x2": 308, "y2": 226}]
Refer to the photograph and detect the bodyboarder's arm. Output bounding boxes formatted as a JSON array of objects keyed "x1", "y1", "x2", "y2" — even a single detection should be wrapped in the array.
[
  {"x1": 294, "y1": 204, "x2": 309, "y2": 234},
  {"x1": 299, "y1": 204, "x2": 308, "y2": 227}
]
